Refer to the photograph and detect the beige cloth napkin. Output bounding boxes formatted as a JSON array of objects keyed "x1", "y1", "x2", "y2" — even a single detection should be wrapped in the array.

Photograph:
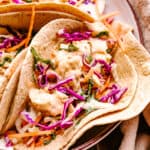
[{"x1": 118, "y1": 1, "x2": 150, "y2": 150}]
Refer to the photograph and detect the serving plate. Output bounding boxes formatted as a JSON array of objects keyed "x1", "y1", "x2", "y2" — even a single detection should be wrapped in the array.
[{"x1": 71, "y1": 0, "x2": 142, "y2": 149}]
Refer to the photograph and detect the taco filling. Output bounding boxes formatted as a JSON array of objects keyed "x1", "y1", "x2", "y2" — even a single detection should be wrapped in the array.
[
  {"x1": 2, "y1": 20, "x2": 129, "y2": 149},
  {"x1": 0, "y1": 27, "x2": 26, "y2": 74}
]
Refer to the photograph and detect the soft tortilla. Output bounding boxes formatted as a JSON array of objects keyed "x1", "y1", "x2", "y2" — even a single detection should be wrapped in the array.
[
  {"x1": 7, "y1": 19, "x2": 137, "y2": 149},
  {"x1": 0, "y1": 49, "x2": 27, "y2": 102},
  {"x1": 0, "y1": 3, "x2": 94, "y2": 22},
  {"x1": 0, "y1": 64, "x2": 21, "y2": 131},
  {"x1": 64, "y1": 32, "x2": 150, "y2": 149}
]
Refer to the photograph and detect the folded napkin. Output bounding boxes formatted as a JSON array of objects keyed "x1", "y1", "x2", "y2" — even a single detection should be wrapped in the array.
[{"x1": 97, "y1": 1, "x2": 150, "y2": 150}]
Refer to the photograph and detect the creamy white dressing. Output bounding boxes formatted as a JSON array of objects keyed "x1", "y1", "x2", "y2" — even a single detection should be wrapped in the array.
[
  {"x1": 55, "y1": 51, "x2": 82, "y2": 78},
  {"x1": 0, "y1": 139, "x2": 13, "y2": 150},
  {"x1": 79, "y1": 3, "x2": 99, "y2": 19},
  {"x1": 29, "y1": 88, "x2": 68, "y2": 116},
  {"x1": 74, "y1": 40, "x2": 91, "y2": 55},
  {"x1": 83, "y1": 97, "x2": 113, "y2": 110},
  {"x1": 90, "y1": 38, "x2": 107, "y2": 53},
  {"x1": 87, "y1": 22, "x2": 108, "y2": 35}
]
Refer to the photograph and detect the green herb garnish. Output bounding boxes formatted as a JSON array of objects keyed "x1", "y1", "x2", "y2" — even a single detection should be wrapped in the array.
[
  {"x1": 43, "y1": 139, "x2": 51, "y2": 145},
  {"x1": 31, "y1": 47, "x2": 55, "y2": 69},
  {"x1": 68, "y1": 43, "x2": 78, "y2": 52},
  {"x1": 24, "y1": 0, "x2": 32, "y2": 3},
  {"x1": 86, "y1": 55, "x2": 93, "y2": 64},
  {"x1": 51, "y1": 133, "x2": 56, "y2": 140},
  {"x1": 106, "y1": 48, "x2": 112, "y2": 53},
  {"x1": 43, "y1": 133, "x2": 56, "y2": 145},
  {"x1": 87, "y1": 79, "x2": 94, "y2": 99},
  {"x1": 0, "y1": 57, "x2": 12, "y2": 67},
  {"x1": 96, "y1": 31, "x2": 109, "y2": 38},
  {"x1": 59, "y1": 43, "x2": 78, "y2": 52}
]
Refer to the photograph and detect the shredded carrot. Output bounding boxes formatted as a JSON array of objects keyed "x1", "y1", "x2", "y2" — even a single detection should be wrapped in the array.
[
  {"x1": 35, "y1": 136, "x2": 51, "y2": 147},
  {"x1": 35, "y1": 139, "x2": 43, "y2": 147},
  {"x1": 31, "y1": 141, "x2": 35, "y2": 150},
  {"x1": 8, "y1": 130, "x2": 54, "y2": 139},
  {"x1": 26, "y1": 136, "x2": 36, "y2": 147},
  {"x1": 99, "y1": 11, "x2": 120, "y2": 21},
  {"x1": 25, "y1": 5, "x2": 35, "y2": 47},
  {"x1": 103, "y1": 21, "x2": 125, "y2": 51},
  {"x1": 101, "y1": 75, "x2": 111, "y2": 93},
  {"x1": 55, "y1": 129, "x2": 64, "y2": 135},
  {"x1": 6, "y1": 130, "x2": 16, "y2": 134},
  {"x1": 35, "y1": 114, "x2": 42, "y2": 124},
  {"x1": 5, "y1": 38, "x2": 27, "y2": 52},
  {"x1": 95, "y1": 75, "x2": 111, "y2": 99}
]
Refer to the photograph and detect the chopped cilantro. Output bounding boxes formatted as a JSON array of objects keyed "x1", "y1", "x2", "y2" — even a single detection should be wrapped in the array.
[
  {"x1": 43, "y1": 133, "x2": 56, "y2": 145},
  {"x1": 59, "y1": 43, "x2": 78, "y2": 52},
  {"x1": 24, "y1": 0, "x2": 32, "y2": 2},
  {"x1": 96, "y1": 31, "x2": 109, "y2": 38},
  {"x1": 31, "y1": 47, "x2": 55, "y2": 69},
  {"x1": 51, "y1": 133, "x2": 56, "y2": 140},
  {"x1": 86, "y1": 55, "x2": 93, "y2": 64},
  {"x1": 43, "y1": 139, "x2": 51, "y2": 145},
  {"x1": 0, "y1": 57, "x2": 12, "y2": 67},
  {"x1": 87, "y1": 79, "x2": 94, "y2": 98},
  {"x1": 106, "y1": 48, "x2": 112, "y2": 53},
  {"x1": 67, "y1": 43, "x2": 78, "y2": 52}
]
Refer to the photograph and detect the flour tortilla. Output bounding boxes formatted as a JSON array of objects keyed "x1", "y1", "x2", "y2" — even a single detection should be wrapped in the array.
[
  {"x1": 4, "y1": 19, "x2": 137, "y2": 149},
  {"x1": 0, "y1": 11, "x2": 78, "y2": 31},
  {"x1": 0, "y1": 64, "x2": 21, "y2": 131},
  {"x1": 0, "y1": 49, "x2": 27, "y2": 102},
  {"x1": 64, "y1": 32, "x2": 150, "y2": 149},
  {"x1": 0, "y1": 3, "x2": 94, "y2": 22}
]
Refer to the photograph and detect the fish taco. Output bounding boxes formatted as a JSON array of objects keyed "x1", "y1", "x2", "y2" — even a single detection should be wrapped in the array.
[
  {"x1": 0, "y1": 3, "x2": 96, "y2": 133},
  {"x1": 0, "y1": 18, "x2": 138, "y2": 149}
]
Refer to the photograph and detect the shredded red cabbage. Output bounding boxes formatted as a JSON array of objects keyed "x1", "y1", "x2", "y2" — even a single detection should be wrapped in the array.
[
  {"x1": 100, "y1": 89, "x2": 120, "y2": 102},
  {"x1": 35, "y1": 64, "x2": 45, "y2": 74},
  {"x1": 60, "y1": 120, "x2": 73, "y2": 129},
  {"x1": 94, "y1": 71, "x2": 103, "y2": 79},
  {"x1": 111, "y1": 88, "x2": 128, "y2": 104},
  {"x1": 84, "y1": 0, "x2": 92, "y2": 4},
  {"x1": 68, "y1": 0, "x2": 76, "y2": 5},
  {"x1": 100, "y1": 84, "x2": 127, "y2": 104},
  {"x1": 0, "y1": 36, "x2": 23, "y2": 49},
  {"x1": 58, "y1": 29, "x2": 92, "y2": 43},
  {"x1": 37, "y1": 74, "x2": 48, "y2": 88},
  {"x1": 22, "y1": 104, "x2": 84, "y2": 131},
  {"x1": 0, "y1": 51, "x2": 3, "y2": 57},
  {"x1": 82, "y1": 55, "x2": 111, "y2": 74},
  {"x1": 94, "y1": 59, "x2": 112, "y2": 73},
  {"x1": 4, "y1": 134, "x2": 13, "y2": 147},
  {"x1": 73, "y1": 107, "x2": 84, "y2": 118},
  {"x1": 58, "y1": 87, "x2": 85, "y2": 101},
  {"x1": 12, "y1": 0, "x2": 24, "y2": 4},
  {"x1": 37, "y1": 121, "x2": 61, "y2": 130},
  {"x1": 22, "y1": 112, "x2": 35, "y2": 123},
  {"x1": 48, "y1": 77, "x2": 74, "y2": 90},
  {"x1": 61, "y1": 98, "x2": 74, "y2": 120},
  {"x1": 22, "y1": 111, "x2": 74, "y2": 130},
  {"x1": 22, "y1": 112, "x2": 61, "y2": 130}
]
